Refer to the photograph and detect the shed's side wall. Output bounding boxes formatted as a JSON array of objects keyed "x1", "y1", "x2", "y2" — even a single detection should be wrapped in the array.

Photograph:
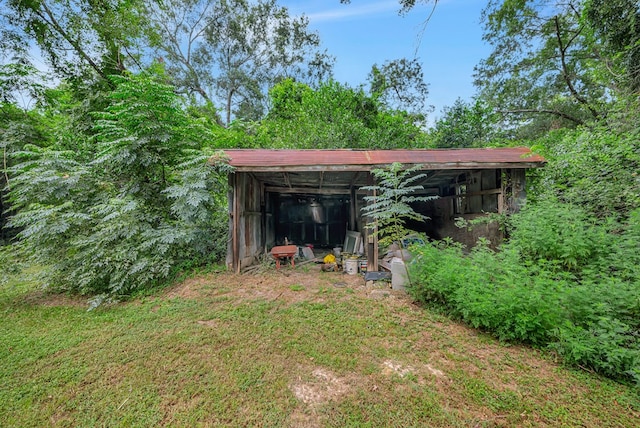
[{"x1": 227, "y1": 172, "x2": 264, "y2": 271}]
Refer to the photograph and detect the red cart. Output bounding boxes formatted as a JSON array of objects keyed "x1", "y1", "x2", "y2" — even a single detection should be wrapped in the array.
[{"x1": 270, "y1": 245, "x2": 298, "y2": 269}]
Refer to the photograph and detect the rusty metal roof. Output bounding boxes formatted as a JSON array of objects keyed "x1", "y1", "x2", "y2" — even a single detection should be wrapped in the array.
[{"x1": 218, "y1": 148, "x2": 545, "y2": 171}]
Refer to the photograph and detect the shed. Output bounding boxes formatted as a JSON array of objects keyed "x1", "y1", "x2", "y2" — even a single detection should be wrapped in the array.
[{"x1": 215, "y1": 148, "x2": 546, "y2": 272}]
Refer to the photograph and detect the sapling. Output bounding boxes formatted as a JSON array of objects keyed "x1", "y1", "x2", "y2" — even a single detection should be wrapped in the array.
[{"x1": 360, "y1": 162, "x2": 436, "y2": 287}]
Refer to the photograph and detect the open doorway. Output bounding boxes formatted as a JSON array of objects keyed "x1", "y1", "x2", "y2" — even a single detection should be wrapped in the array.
[{"x1": 271, "y1": 193, "x2": 350, "y2": 249}]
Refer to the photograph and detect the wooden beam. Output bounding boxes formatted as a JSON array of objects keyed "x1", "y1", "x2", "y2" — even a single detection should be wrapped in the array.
[
  {"x1": 349, "y1": 186, "x2": 356, "y2": 231},
  {"x1": 439, "y1": 188, "x2": 503, "y2": 200},
  {"x1": 420, "y1": 169, "x2": 447, "y2": 185},
  {"x1": 232, "y1": 162, "x2": 545, "y2": 173},
  {"x1": 498, "y1": 169, "x2": 506, "y2": 214},
  {"x1": 264, "y1": 186, "x2": 350, "y2": 195},
  {"x1": 349, "y1": 171, "x2": 362, "y2": 187}
]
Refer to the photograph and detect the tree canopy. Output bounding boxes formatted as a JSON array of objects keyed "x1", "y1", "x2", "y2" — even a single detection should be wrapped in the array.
[
  {"x1": 474, "y1": 0, "x2": 640, "y2": 136},
  {"x1": 252, "y1": 78, "x2": 429, "y2": 149},
  {"x1": 143, "y1": 0, "x2": 333, "y2": 125}
]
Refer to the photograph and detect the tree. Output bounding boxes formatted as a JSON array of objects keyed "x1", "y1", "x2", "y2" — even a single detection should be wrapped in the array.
[
  {"x1": 253, "y1": 79, "x2": 428, "y2": 149},
  {"x1": 361, "y1": 162, "x2": 433, "y2": 248},
  {"x1": 529, "y1": 126, "x2": 640, "y2": 220},
  {"x1": 474, "y1": 0, "x2": 639, "y2": 135},
  {"x1": 368, "y1": 58, "x2": 432, "y2": 123},
  {"x1": 429, "y1": 98, "x2": 498, "y2": 148},
  {"x1": 360, "y1": 162, "x2": 436, "y2": 287},
  {"x1": 143, "y1": 0, "x2": 334, "y2": 125},
  {"x1": 7, "y1": 68, "x2": 230, "y2": 302},
  {"x1": 1, "y1": 0, "x2": 145, "y2": 82},
  {"x1": 583, "y1": 0, "x2": 640, "y2": 93}
]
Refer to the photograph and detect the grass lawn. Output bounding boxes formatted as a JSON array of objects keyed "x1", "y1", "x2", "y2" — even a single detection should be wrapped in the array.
[{"x1": 1, "y1": 266, "x2": 638, "y2": 427}]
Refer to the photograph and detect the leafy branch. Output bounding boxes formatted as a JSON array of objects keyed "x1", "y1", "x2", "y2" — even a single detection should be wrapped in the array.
[{"x1": 361, "y1": 162, "x2": 435, "y2": 247}]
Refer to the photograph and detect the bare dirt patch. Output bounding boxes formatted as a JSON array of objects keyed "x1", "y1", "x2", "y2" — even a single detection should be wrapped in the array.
[
  {"x1": 290, "y1": 367, "x2": 351, "y2": 406},
  {"x1": 164, "y1": 264, "x2": 403, "y2": 307},
  {"x1": 381, "y1": 359, "x2": 414, "y2": 378}
]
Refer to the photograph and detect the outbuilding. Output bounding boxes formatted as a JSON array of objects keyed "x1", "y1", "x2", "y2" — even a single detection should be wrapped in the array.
[{"x1": 216, "y1": 148, "x2": 546, "y2": 273}]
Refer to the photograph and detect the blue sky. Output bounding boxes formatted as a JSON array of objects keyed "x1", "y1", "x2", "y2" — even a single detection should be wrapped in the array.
[{"x1": 281, "y1": 0, "x2": 491, "y2": 122}]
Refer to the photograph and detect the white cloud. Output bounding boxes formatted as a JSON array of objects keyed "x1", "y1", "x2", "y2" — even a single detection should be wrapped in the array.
[{"x1": 304, "y1": 1, "x2": 399, "y2": 23}]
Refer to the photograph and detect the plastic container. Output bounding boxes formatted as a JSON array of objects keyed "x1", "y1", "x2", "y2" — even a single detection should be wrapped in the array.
[
  {"x1": 345, "y1": 258, "x2": 358, "y2": 275},
  {"x1": 391, "y1": 258, "x2": 408, "y2": 291}
]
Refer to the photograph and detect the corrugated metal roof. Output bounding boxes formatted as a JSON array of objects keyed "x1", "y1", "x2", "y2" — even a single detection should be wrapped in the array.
[{"x1": 218, "y1": 148, "x2": 546, "y2": 171}]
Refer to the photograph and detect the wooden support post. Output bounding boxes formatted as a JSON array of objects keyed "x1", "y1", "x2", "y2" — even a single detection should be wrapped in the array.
[
  {"x1": 232, "y1": 173, "x2": 240, "y2": 274},
  {"x1": 503, "y1": 168, "x2": 526, "y2": 214},
  {"x1": 349, "y1": 186, "x2": 357, "y2": 231},
  {"x1": 498, "y1": 169, "x2": 506, "y2": 214},
  {"x1": 366, "y1": 172, "x2": 379, "y2": 272}
]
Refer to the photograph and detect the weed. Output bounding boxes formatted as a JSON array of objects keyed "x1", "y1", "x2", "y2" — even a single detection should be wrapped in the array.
[{"x1": 409, "y1": 203, "x2": 640, "y2": 387}]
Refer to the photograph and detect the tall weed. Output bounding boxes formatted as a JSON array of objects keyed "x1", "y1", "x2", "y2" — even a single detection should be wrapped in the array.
[{"x1": 409, "y1": 203, "x2": 640, "y2": 386}]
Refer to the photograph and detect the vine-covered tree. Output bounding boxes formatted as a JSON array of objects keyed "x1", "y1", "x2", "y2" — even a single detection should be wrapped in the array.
[
  {"x1": 254, "y1": 78, "x2": 428, "y2": 149},
  {"x1": 583, "y1": 0, "x2": 640, "y2": 93},
  {"x1": 428, "y1": 98, "x2": 498, "y2": 148}
]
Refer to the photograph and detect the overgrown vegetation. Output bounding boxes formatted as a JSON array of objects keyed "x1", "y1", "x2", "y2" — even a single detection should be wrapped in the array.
[
  {"x1": 6, "y1": 70, "x2": 231, "y2": 303},
  {"x1": 1, "y1": 0, "x2": 640, "y2": 394},
  {"x1": 361, "y1": 162, "x2": 433, "y2": 248},
  {"x1": 409, "y1": 200, "x2": 640, "y2": 386},
  {"x1": 391, "y1": 0, "x2": 640, "y2": 390},
  {"x1": 251, "y1": 79, "x2": 429, "y2": 149}
]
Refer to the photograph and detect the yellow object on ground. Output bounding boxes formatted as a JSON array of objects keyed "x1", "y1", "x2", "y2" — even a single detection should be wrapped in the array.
[{"x1": 323, "y1": 254, "x2": 336, "y2": 264}]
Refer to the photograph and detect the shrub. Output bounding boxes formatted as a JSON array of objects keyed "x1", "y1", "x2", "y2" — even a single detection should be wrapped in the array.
[
  {"x1": 409, "y1": 203, "x2": 640, "y2": 386},
  {"x1": 506, "y1": 198, "x2": 605, "y2": 270},
  {"x1": 8, "y1": 71, "x2": 231, "y2": 302}
]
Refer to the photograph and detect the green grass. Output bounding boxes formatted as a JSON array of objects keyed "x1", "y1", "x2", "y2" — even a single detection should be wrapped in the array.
[{"x1": 1, "y1": 267, "x2": 638, "y2": 427}]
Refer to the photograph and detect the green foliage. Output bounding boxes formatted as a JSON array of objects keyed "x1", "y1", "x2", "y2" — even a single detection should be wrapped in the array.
[
  {"x1": 531, "y1": 126, "x2": 640, "y2": 220},
  {"x1": 583, "y1": 0, "x2": 640, "y2": 92},
  {"x1": 7, "y1": 70, "x2": 230, "y2": 301},
  {"x1": 507, "y1": 198, "x2": 604, "y2": 270},
  {"x1": 1, "y1": 0, "x2": 144, "y2": 82},
  {"x1": 368, "y1": 57, "x2": 432, "y2": 123},
  {"x1": 428, "y1": 98, "x2": 499, "y2": 148},
  {"x1": 254, "y1": 79, "x2": 428, "y2": 149},
  {"x1": 475, "y1": 0, "x2": 633, "y2": 136},
  {"x1": 0, "y1": 245, "x2": 23, "y2": 285},
  {"x1": 360, "y1": 162, "x2": 435, "y2": 248},
  {"x1": 409, "y1": 203, "x2": 640, "y2": 386},
  {"x1": 410, "y1": 201, "x2": 640, "y2": 384},
  {"x1": 143, "y1": 0, "x2": 334, "y2": 124}
]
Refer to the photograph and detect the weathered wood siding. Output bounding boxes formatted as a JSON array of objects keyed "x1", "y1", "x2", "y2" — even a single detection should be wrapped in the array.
[{"x1": 227, "y1": 172, "x2": 264, "y2": 272}]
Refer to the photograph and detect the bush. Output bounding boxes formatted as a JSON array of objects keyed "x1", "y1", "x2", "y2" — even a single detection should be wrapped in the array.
[
  {"x1": 7, "y1": 71, "x2": 231, "y2": 302},
  {"x1": 507, "y1": 198, "x2": 605, "y2": 270},
  {"x1": 409, "y1": 203, "x2": 640, "y2": 386},
  {"x1": 531, "y1": 127, "x2": 640, "y2": 220}
]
